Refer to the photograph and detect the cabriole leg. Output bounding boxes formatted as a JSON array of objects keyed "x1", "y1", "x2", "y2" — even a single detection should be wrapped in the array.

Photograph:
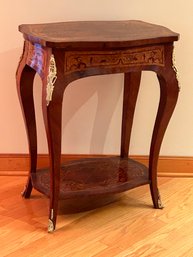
[
  {"x1": 16, "y1": 63, "x2": 37, "y2": 198},
  {"x1": 121, "y1": 72, "x2": 141, "y2": 157},
  {"x1": 41, "y1": 52, "x2": 65, "y2": 232},
  {"x1": 149, "y1": 64, "x2": 179, "y2": 209}
]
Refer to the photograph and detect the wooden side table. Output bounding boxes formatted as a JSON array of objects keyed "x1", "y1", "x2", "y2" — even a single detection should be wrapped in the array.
[{"x1": 16, "y1": 20, "x2": 179, "y2": 232}]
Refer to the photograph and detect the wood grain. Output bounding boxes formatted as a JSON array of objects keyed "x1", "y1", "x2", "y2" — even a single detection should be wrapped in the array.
[
  {"x1": 1, "y1": 176, "x2": 193, "y2": 256},
  {"x1": 31, "y1": 157, "x2": 149, "y2": 199},
  {"x1": 16, "y1": 20, "x2": 179, "y2": 230},
  {"x1": 19, "y1": 20, "x2": 179, "y2": 49}
]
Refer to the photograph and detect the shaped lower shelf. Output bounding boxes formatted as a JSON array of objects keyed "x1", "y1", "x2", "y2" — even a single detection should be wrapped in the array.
[{"x1": 31, "y1": 156, "x2": 150, "y2": 199}]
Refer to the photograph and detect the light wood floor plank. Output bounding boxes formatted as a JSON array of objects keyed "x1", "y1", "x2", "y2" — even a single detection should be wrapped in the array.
[{"x1": 1, "y1": 176, "x2": 193, "y2": 256}]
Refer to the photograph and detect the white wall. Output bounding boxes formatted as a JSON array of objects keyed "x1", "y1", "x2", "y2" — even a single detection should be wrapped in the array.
[{"x1": 0, "y1": 1, "x2": 192, "y2": 156}]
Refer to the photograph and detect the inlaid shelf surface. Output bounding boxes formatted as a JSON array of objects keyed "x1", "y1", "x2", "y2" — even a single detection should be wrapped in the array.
[{"x1": 31, "y1": 157, "x2": 149, "y2": 199}]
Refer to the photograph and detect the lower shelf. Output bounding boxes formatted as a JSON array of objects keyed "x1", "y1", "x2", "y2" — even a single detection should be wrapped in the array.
[{"x1": 31, "y1": 156, "x2": 150, "y2": 199}]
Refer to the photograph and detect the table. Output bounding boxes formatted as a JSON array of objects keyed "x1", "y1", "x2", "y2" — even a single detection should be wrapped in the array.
[{"x1": 16, "y1": 20, "x2": 179, "y2": 232}]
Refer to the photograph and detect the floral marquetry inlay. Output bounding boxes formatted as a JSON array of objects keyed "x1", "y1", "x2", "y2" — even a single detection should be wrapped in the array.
[{"x1": 65, "y1": 46, "x2": 164, "y2": 74}]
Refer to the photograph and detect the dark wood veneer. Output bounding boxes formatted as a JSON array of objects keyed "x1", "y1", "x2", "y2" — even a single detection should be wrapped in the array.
[
  {"x1": 31, "y1": 157, "x2": 149, "y2": 199},
  {"x1": 19, "y1": 20, "x2": 179, "y2": 49},
  {"x1": 16, "y1": 20, "x2": 179, "y2": 231}
]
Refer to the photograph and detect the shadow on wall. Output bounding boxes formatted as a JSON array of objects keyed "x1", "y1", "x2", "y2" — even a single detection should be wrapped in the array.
[{"x1": 61, "y1": 74, "x2": 123, "y2": 154}]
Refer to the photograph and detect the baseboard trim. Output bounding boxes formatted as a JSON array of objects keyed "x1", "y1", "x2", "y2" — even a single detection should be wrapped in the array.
[{"x1": 0, "y1": 154, "x2": 193, "y2": 177}]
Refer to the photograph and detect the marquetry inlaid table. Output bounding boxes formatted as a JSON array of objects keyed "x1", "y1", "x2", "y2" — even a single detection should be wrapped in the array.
[{"x1": 16, "y1": 20, "x2": 179, "y2": 232}]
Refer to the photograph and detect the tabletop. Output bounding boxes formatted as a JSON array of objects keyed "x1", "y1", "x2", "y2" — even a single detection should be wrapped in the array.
[{"x1": 19, "y1": 20, "x2": 179, "y2": 49}]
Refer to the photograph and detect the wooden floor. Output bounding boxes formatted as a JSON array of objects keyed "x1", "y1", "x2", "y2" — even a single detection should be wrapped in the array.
[{"x1": 1, "y1": 176, "x2": 193, "y2": 257}]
